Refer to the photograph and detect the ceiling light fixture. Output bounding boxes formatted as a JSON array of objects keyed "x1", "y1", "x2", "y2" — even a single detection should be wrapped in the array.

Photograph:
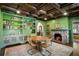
[
  {"x1": 63, "y1": 12, "x2": 68, "y2": 16},
  {"x1": 16, "y1": 10, "x2": 20, "y2": 14},
  {"x1": 44, "y1": 18, "x2": 47, "y2": 20}
]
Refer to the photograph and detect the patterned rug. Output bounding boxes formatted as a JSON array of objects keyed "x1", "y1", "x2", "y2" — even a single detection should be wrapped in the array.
[{"x1": 4, "y1": 42, "x2": 73, "y2": 56}]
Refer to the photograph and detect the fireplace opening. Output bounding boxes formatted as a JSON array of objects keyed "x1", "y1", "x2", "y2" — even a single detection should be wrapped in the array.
[{"x1": 54, "y1": 33, "x2": 62, "y2": 42}]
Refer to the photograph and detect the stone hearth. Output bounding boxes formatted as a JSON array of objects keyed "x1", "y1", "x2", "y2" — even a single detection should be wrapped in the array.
[{"x1": 52, "y1": 29, "x2": 69, "y2": 44}]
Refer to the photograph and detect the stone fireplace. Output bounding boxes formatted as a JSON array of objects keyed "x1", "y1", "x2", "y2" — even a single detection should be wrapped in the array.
[
  {"x1": 52, "y1": 29, "x2": 69, "y2": 44},
  {"x1": 54, "y1": 33, "x2": 62, "y2": 42}
]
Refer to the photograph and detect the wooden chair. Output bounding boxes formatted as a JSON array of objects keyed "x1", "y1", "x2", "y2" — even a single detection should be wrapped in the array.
[
  {"x1": 27, "y1": 36, "x2": 38, "y2": 55},
  {"x1": 40, "y1": 39, "x2": 52, "y2": 56},
  {"x1": 27, "y1": 36, "x2": 52, "y2": 56},
  {"x1": 28, "y1": 36, "x2": 37, "y2": 47}
]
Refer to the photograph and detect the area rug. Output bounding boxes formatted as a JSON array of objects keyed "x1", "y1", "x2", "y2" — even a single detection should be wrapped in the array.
[{"x1": 4, "y1": 42, "x2": 73, "y2": 56}]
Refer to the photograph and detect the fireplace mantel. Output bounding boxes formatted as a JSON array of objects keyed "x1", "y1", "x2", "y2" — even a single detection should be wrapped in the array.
[
  {"x1": 51, "y1": 29, "x2": 69, "y2": 44},
  {"x1": 51, "y1": 29, "x2": 70, "y2": 31}
]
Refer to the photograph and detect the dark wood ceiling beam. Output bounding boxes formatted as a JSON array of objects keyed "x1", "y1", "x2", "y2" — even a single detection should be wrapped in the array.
[
  {"x1": 29, "y1": 3, "x2": 40, "y2": 7},
  {"x1": 1, "y1": 5, "x2": 16, "y2": 12},
  {"x1": 54, "y1": 14, "x2": 62, "y2": 18},
  {"x1": 22, "y1": 4, "x2": 37, "y2": 14},
  {"x1": 39, "y1": 4, "x2": 52, "y2": 11},
  {"x1": 67, "y1": 6, "x2": 79, "y2": 12},
  {"x1": 1, "y1": 5, "x2": 31, "y2": 15},
  {"x1": 55, "y1": 3, "x2": 60, "y2": 8},
  {"x1": 47, "y1": 8, "x2": 56, "y2": 14},
  {"x1": 36, "y1": 4, "x2": 46, "y2": 10},
  {"x1": 24, "y1": 4, "x2": 37, "y2": 10},
  {"x1": 69, "y1": 9, "x2": 79, "y2": 13},
  {"x1": 60, "y1": 3, "x2": 73, "y2": 8},
  {"x1": 19, "y1": 4, "x2": 38, "y2": 14},
  {"x1": 50, "y1": 3, "x2": 65, "y2": 14},
  {"x1": 61, "y1": 3, "x2": 79, "y2": 10},
  {"x1": 47, "y1": 8, "x2": 54, "y2": 13}
]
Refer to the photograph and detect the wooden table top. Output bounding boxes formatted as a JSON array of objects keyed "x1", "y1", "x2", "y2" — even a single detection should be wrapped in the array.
[{"x1": 31, "y1": 36, "x2": 49, "y2": 41}]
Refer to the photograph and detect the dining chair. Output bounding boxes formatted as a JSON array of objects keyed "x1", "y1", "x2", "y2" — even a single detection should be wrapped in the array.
[
  {"x1": 39, "y1": 39, "x2": 52, "y2": 56},
  {"x1": 27, "y1": 36, "x2": 38, "y2": 55}
]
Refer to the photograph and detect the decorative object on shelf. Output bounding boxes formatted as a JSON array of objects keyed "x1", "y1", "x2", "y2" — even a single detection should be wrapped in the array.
[
  {"x1": 32, "y1": 22, "x2": 36, "y2": 33},
  {"x1": 46, "y1": 24, "x2": 51, "y2": 38},
  {"x1": 27, "y1": 22, "x2": 32, "y2": 26},
  {"x1": 32, "y1": 29, "x2": 35, "y2": 33}
]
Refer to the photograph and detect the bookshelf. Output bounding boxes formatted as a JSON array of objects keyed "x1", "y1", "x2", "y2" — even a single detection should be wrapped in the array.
[{"x1": 2, "y1": 12, "x2": 37, "y2": 47}]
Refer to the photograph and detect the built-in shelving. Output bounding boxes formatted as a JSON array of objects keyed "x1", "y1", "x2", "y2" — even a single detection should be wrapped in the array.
[{"x1": 2, "y1": 12, "x2": 36, "y2": 47}]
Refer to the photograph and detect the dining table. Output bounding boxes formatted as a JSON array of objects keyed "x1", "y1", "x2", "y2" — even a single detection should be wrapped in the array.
[{"x1": 30, "y1": 36, "x2": 50, "y2": 51}]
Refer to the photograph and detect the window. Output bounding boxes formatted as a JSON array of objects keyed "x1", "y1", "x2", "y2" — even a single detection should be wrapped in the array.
[{"x1": 73, "y1": 22, "x2": 79, "y2": 34}]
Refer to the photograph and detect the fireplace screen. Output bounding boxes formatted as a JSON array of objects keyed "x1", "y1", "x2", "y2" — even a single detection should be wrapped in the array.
[{"x1": 54, "y1": 33, "x2": 62, "y2": 42}]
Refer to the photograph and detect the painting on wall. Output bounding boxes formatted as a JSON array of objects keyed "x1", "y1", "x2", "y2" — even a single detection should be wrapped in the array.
[{"x1": 36, "y1": 22, "x2": 44, "y2": 36}]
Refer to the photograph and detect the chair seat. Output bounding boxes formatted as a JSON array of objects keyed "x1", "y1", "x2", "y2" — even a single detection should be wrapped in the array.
[{"x1": 41, "y1": 43, "x2": 49, "y2": 48}]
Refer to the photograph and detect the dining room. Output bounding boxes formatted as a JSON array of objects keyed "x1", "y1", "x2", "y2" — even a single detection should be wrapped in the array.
[{"x1": 1, "y1": 3, "x2": 79, "y2": 56}]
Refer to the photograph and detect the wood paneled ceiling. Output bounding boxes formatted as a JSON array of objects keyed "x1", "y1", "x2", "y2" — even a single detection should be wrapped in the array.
[{"x1": 1, "y1": 3, "x2": 79, "y2": 20}]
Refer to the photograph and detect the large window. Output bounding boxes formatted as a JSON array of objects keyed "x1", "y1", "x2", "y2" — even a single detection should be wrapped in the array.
[{"x1": 73, "y1": 22, "x2": 79, "y2": 34}]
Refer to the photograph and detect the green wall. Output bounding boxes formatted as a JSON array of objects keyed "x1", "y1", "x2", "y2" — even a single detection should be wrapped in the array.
[
  {"x1": 22, "y1": 17, "x2": 46, "y2": 36},
  {"x1": 68, "y1": 16, "x2": 73, "y2": 45},
  {"x1": 46, "y1": 17, "x2": 69, "y2": 30},
  {"x1": 0, "y1": 9, "x2": 3, "y2": 48},
  {"x1": 2, "y1": 12, "x2": 46, "y2": 36},
  {"x1": 46, "y1": 17, "x2": 73, "y2": 45},
  {"x1": 0, "y1": 11, "x2": 46, "y2": 48},
  {"x1": 70, "y1": 16, "x2": 79, "y2": 20}
]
